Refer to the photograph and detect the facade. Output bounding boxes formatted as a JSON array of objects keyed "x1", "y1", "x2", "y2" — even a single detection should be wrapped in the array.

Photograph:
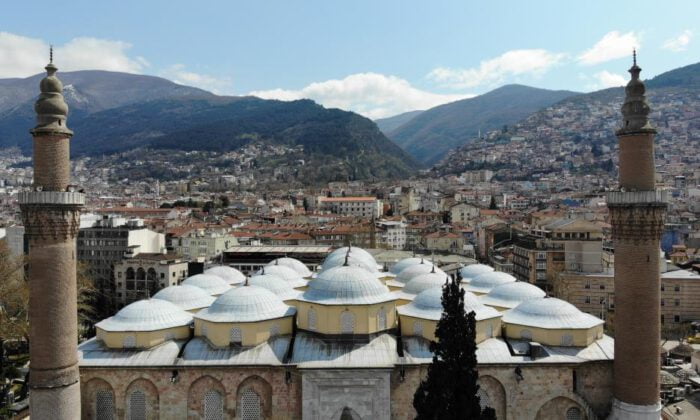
[
  {"x1": 114, "y1": 253, "x2": 189, "y2": 307},
  {"x1": 222, "y1": 245, "x2": 330, "y2": 275},
  {"x1": 375, "y1": 220, "x2": 406, "y2": 250},
  {"x1": 317, "y1": 196, "x2": 381, "y2": 218},
  {"x1": 449, "y1": 202, "x2": 480, "y2": 224},
  {"x1": 423, "y1": 231, "x2": 465, "y2": 254},
  {"x1": 172, "y1": 231, "x2": 238, "y2": 261}
]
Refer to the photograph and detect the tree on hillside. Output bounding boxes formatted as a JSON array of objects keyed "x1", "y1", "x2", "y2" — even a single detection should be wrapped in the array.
[
  {"x1": 413, "y1": 274, "x2": 496, "y2": 420},
  {"x1": 488, "y1": 196, "x2": 498, "y2": 210}
]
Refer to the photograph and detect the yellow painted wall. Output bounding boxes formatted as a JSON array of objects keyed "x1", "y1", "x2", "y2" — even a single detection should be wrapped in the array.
[
  {"x1": 503, "y1": 323, "x2": 604, "y2": 346},
  {"x1": 194, "y1": 316, "x2": 294, "y2": 347},
  {"x1": 97, "y1": 325, "x2": 190, "y2": 349},
  {"x1": 295, "y1": 301, "x2": 397, "y2": 334},
  {"x1": 387, "y1": 284, "x2": 403, "y2": 292},
  {"x1": 399, "y1": 315, "x2": 501, "y2": 343}
]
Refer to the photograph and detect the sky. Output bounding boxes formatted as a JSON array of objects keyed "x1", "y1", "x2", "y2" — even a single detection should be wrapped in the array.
[{"x1": 2, "y1": 0, "x2": 699, "y2": 119}]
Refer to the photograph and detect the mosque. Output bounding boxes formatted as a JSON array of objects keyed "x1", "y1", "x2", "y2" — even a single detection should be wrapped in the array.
[
  {"x1": 79, "y1": 247, "x2": 613, "y2": 420},
  {"x1": 22, "y1": 53, "x2": 664, "y2": 420}
]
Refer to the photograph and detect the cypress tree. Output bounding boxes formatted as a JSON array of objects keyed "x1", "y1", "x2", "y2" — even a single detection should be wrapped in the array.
[{"x1": 413, "y1": 274, "x2": 496, "y2": 419}]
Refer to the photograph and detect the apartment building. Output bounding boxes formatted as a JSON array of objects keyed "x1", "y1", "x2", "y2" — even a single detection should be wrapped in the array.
[
  {"x1": 114, "y1": 253, "x2": 188, "y2": 307},
  {"x1": 316, "y1": 196, "x2": 381, "y2": 218}
]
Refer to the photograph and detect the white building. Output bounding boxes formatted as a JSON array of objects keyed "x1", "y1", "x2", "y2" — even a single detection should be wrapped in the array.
[
  {"x1": 376, "y1": 220, "x2": 407, "y2": 250},
  {"x1": 317, "y1": 196, "x2": 381, "y2": 218}
]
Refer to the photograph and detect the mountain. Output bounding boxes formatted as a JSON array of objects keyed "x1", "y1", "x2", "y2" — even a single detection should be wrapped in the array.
[
  {"x1": 387, "y1": 84, "x2": 580, "y2": 166},
  {"x1": 0, "y1": 70, "x2": 416, "y2": 183},
  {"x1": 375, "y1": 110, "x2": 424, "y2": 134},
  {"x1": 432, "y1": 62, "x2": 700, "y2": 178}
]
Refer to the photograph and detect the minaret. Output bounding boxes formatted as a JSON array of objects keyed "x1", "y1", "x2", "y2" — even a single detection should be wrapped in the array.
[
  {"x1": 19, "y1": 49, "x2": 84, "y2": 419},
  {"x1": 607, "y1": 52, "x2": 666, "y2": 419}
]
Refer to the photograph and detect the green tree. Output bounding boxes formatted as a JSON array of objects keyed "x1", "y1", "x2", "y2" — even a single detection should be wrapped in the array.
[
  {"x1": 488, "y1": 196, "x2": 498, "y2": 210},
  {"x1": 413, "y1": 275, "x2": 496, "y2": 420}
]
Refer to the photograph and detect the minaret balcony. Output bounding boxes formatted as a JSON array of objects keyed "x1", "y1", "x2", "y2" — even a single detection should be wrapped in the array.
[
  {"x1": 18, "y1": 190, "x2": 85, "y2": 206},
  {"x1": 607, "y1": 190, "x2": 667, "y2": 207}
]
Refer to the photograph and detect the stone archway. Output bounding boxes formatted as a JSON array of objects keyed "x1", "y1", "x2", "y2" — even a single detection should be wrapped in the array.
[
  {"x1": 335, "y1": 406, "x2": 362, "y2": 420},
  {"x1": 478, "y1": 375, "x2": 506, "y2": 420},
  {"x1": 187, "y1": 375, "x2": 227, "y2": 420},
  {"x1": 535, "y1": 396, "x2": 587, "y2": 420},
  {"x1": 82, "y1": 377, "x2": 115, "y2": 420},
  {"x1": 236, "y1": 375, "x2": 273, "y2": 419},
  {"x1": 125, "y1": 377, "x2": 159, "y2": 420}
]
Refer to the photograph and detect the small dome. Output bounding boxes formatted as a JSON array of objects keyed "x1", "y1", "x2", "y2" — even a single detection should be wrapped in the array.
[
  {"x1": 466, "y1": 272, "x2": 516, "y2": 294},
  {"x1": 96, "y1": 299, "x2": 192, "y2": 332},
  {"x1": 390, "y1": 257, "x2": 433, "y2": 275},
  {"x1": 153, "y1": 285, "x2": 215, "y2": 311},
  {"x1": 479, "y1": 282, "x2": 546, "y2": 309},
  {"x1": 403, "y1": 271, "x2": 448, "y2": 296},
  {"x1": 204, "y1": 266, "x2": 246, "y2": 285},
  {"x1": 320, "y1": 252, "x2": 378, "y2": 274},
  {"x1": 459, "y1": 264, "x2": 494, "y2": 282},
  {"x1": 195, "y1": 285, "x2": 296, "y2": 323},
  {"x1": 248, "y1": 273, "x2": 299, "y2": 300},
  {"x1": 267, "y1": 257, "x2": 312, "y2": 277},
  {"x1": 182, "y1": 274, "x2": 232, "y2": 296},
  {"x1": 503, "y1": 297, "x2": 603, "y2": 329},
  {"x1": 327, "y1": 246, "x2": 375, "y2": 262},
  {"x1": 300, "y1": 265, "x2": 394, "y2": 305},
  {"x1": 397, "y1": 286, "x2": 443, "y2": 320},
  {"x1": 255, "y1": 265, "x2": 306, "y2": 288},
  {"x1": 463, "y1": 291, "x2": 502, "y2": 321},
  {"x1": 396, "y1": 263, "x2": 446, "y2": 284}
]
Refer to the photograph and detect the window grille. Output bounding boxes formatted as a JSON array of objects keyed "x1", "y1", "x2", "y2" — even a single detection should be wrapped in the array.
[
  {"x1": 95, "y1": 390, "x2": 114, "y2": 420},
  {"x1": 123, "y1": 335, "x2": 136, "y2": 348},
  {"x1": 486, "y1": 324, "x2": 493, "y2": 338},
  {"x1": 230, "y1": 327, "x2": 243, "y2": 344},
  {"x1": 204, "y1": 390, "x2": 223, "y2": 420},
  {"x1": 269, "y1": 324, "x2": 280, "y2": 337},
  {"x1": 201, "y1": 323, "x2": 208, "y2": 336},
  {"x1": 377, "y1": 308, "x2": 387, "y2": 330},
  {"x1": 307, "y1": 308, "x2": 317, "y2": 330},
  {"x1": 413, "y1": 321, "x2": 424, "y2": 336},
  {"x1": 561, "y1": 334, "x2": 574, "y2": 346},
  {"x1": 128, "y1": 390, "x2": 147, "y2": 420},
  {"x1": 240, "y1": 388, "x2": 261, "y2": 420},
  {"x1": 476, "y1": 387, "x2": 491, "y2": 410},
  {"x1": 340, "y1": 311, "x2": 356, "y2": 334},
  {"x1": 566, "y1": 407, "x2": 582, "y2": 420},
  {"x1": 520, "y1": 329, "x2": 532, "y2": 340}
]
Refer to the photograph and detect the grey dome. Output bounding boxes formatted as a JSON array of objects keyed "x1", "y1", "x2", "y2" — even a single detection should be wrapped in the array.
[
  {"x1": 248, "y1": 273, "x2": 300, "y2": 300},
  {"x1": 195, "y1": 285, "x2": 296, "y2": 323},
  {"x1": 255, "y1": 265, "x2": 307, "y2": 288},
  {"x1": 459, "y1": 264, "x2": 494, "y2": 282},
  {"x1": 390, "y1": 257, "x2": 433, "y2": 275},
  {"x1": 153, "y1": 285, "x2": 215, "y2": 311},
  {"x1": 503, "y1": 297, "x2": 603, "y2": 329},
  {"x1": 465, "y1": 272, "x2": 516, "y2": 294},
  {"x1": 479, "y1": 282, "x2": 546, "y2": 309},
  {"x1": 397, "y1": 286, "x2": 443, "y2": 320},
  {"x1": 205, "y1": 266, "x2": 246, "y2": 285},
  {"x1": 96, "y1": 299, "x2": 193, "y2": 332},
  {"x1": 396, "y1": 263, "x2": 446, "y2": 284},
  {"x1": 320, "y1": 252, "x2": 379, "y2": 274},
  {"x1": 300, "y1": 265, "x2": 394, "y2": 305},
  {"x1": 403, "y1": 271, "x2": 448, "y2": 296},
  {"x1": 267, "y1": 257, "x2": 312, "y2": 277},
  {"x1": 182, "y1": 274, "x2": 232, "y2": 296}
]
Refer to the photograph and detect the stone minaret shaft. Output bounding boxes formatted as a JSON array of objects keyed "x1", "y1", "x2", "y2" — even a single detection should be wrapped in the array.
[
  {"x1": 19, "y1": 56, "x2": 84, "y2": 419},
  {"x1": 607, "y1": 54, "x2": 666, "y2": 419}
]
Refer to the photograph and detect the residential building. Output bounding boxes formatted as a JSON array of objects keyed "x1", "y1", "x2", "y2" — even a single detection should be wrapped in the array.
[
  {"x1": 114, "y1": 253, "x2": 189, "y2": 307},
  {"x1": 317, "y1": 196, "x2": 381, "y2": 218}
]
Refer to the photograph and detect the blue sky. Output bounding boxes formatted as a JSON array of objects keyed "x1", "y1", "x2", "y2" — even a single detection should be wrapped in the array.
[{"x1": 2, "y1": 0, "x2": 698, "y2": 118}]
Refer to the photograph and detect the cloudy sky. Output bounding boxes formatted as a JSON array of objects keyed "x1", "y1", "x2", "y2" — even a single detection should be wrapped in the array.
[{"x1": 2, "y1": 0, "x2": 698, "y2": 119}]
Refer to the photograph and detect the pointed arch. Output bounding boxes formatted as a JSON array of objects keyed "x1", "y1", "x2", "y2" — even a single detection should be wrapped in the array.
[
  {"x1": 188, "y1": 375, "x2": 227, "y2": 420},
  {"x1": 535, "y1": 396, "x2": 587, "y2": 420},
  {"x1": 125, "y1": 377, "x2": 159, "y2": 420},
  {"x1": 478, "y1": 375, "x2": 506, "y2": 420},
  {"x1": 82, "y1": 378, "x2": 115, "y2": 420},
  {"x1": 236, "y1": 375, "x2": 272, "y2": 419}
]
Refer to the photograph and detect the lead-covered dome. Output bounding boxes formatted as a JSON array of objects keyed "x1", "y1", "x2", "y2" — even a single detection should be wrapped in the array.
[
  {"x1": 255, "y1": 265, "x2": 307, "y2": 288},
  {"x1": 182, "y1": 273, "x2": 232, "y2": 296},
  {"x1": 397, "y1": 286, "x2": 443, "y2": 320},
  {"x1": 402, "y1": 270, "x2": 448, "y2": 296},
  {"x1": 300, "y1": 265, "x2": 393, "y2": 305},
  {"x1": 205, "y1": 266, "x2": 246, "y2": 285},
  {"x1": 153, "y1": 285, "x2": 215, "y2": 311},
  {"x1": 390, "y1": 257, "x2": 433, "y2": 275},
  {"x1": 267, "y1": 257, "x2": 312, "y2": 277},
  {"x1": 396, "y1": 263, "x2": 446, "y2": 284},
  {"x1": 96, "y1": 299, "x2": 193, "y2": 332},
  {"x1": 321, "y1": 247, "x2": 379, "y2": 274},
  {"x1": 503, "y1": 297, "x2": 603, "y2": 329},
  {"x1": 465, "y1": 271, "x2": 516, "y2": 294},
  {"x1": 195, "y1": 286, "x2": 296, "y2": 323},
  {"x1": 479, "y1": 282, "x2": 546, "y2": 310},
  {"x1": 459, "y1": 264, "x2": 494, "y2": 282},
  {"x1": 248, "y1": 273, "x2": 300, "y2": 300}
]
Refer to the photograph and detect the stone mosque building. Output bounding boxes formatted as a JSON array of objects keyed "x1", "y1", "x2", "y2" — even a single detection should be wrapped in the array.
[{"x1": 21, "y1": 54, "x2": 666, "y2": 420}]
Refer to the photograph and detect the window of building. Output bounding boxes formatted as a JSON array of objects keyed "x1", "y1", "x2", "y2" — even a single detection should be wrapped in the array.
[
  {"x1": 561, "y1": 334, "x2": 574, "y2": 346},
  {"x1": 566, "y1": 407, "x2": 582, "y2": 420},
  {"x1": 476, "y1": 388, "x2": 491, "y2": 410},
  {"x1": 674, "y1": 285, "x2": 681, "y2": 292},
  {"x1": 584, "y1": 281, "x2": 590, "y2": 289},
  {"x1": 675, "y1": 299, "x2": 680, "y2": 306},
  {"x1": 204, "y1": 390, "x2": 223, "y2": 420},
  {"x1": 230, "y1": 327, "x2": 242, "y2": 345},
  {"x1": 95, "y1": 389, "x2": 114, "y2": 420},
  {"x1": 585, "y1": 296, "x2": 590, "y2": 304},
  {"x1": 413, "y1": 321, "x2": 424, "y2": 336},
  {"x1": 599, "y1": 284, "x2": 605, "y2": 290},
  {"x1": 661, "y1": 284, "x2": 665, "y2": 291},
  {"x1": 240, "y1": 388, "x2": 261, "y2": 420},
  {"x1": 307, "y1": 308, "x2": 317, "y2": 330},
  {"x1": 661, "y1": 315, "x2": 665, "y2": 324},
  {"x1": 674, "y1": 315, "x2": 681, "y2": 323},
  {"x1": 123, "y1": 335, "x2": 136, "y2": 348},
  {"x1": 661, "y1": 299, "x2": 665, "y2": 306},
  {"x1": 128, "y1": 389, "x2": 147, "y2": 420},
  {"x1": 160, "y1": 273, "x2": 165, "y2": 279},
  {"x1": 377, "y1": 308, "x2": 387, "y2": 330},
  {"x1": 520, "y1": 330, "x2": 532, "y2": 340},
  {"x1": 269, "y1": 324, "x2": 280, "y2": 337},
  {"x1": 340, "y1": 311, "x2": 356, "y2": 334}
]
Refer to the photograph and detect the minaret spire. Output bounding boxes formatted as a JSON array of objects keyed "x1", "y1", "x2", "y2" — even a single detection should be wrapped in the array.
[{"x1": 49, "y1": 44, "x2": 53, "y2": 64}]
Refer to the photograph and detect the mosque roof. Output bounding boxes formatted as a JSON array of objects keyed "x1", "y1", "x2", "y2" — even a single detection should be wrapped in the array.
[
  {"x1": 503, "y1": 297, "x2": 604, "y2": 329},
  {"x1": 152, "y1": 285, "x2": 215, "y2": 311},
  {"x1": 204, "y1": 266, "x2": 246, "y2": 285},
  {"x1": 299, "y1": 265, "x2": 394, "y2": 305},
  {"x1": 266, "y1": 257, "x2": 312, "y2": 277},
  {"x1": 390, "y1": 257, "x2": 433, "y2": 275},
  {"x1": 248, "y1": 273, "x2": 301, "y2": 300},
  {"x1": 393, "y1": 271, "x2": 448, "y2": 301},
  {"x1": 479, "y1": 282, "x2": 546, "y2": 309},
  {"x1": 465, "y1": 271, "x2": 516, "y2": 294},
  {"x1": 320, "y1": 246, "x2": 379, "y2": 274},
  {"x1": 395, "y1": 262, "x2": 446, "y2": 285},
  {"x1": 195, "y1": 285, "x2": 296, "y2": 323},
  {"x1": 398, "y1": 286, "x2": 500, "y2": 321},
  {"x1": 459, "y1": 264, "x2": 495, "y2": 282},
  {"x1": 96, "y1": 299, "x2": 193, "y2": 332},
  {"x1": 182, "y1": 273, "x2": 232, "y2": 296},
  {"x1": 255, "y1": 265, "x2": 307, "y2": 288}
]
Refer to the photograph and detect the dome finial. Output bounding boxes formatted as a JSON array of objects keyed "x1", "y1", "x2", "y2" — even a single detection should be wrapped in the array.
[
  {"x1": 633, "y1": 48, "x2": 636, "y2": 67},
  {"x1": 49, "y1": 44, "x2": 53, "y2": 64},
  {"x1": 344, "y1": 248, "x2": 350, "y2": 266}
]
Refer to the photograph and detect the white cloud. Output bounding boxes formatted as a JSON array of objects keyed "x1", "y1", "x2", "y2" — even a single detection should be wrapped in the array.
[
  {"x1": 0, "y1": 32, "x2": 147, "y2": 78},
  {"x1": 250, "y1": 72, "x2": 471, "y2": 119},
  {"x1": 426, "y1": 49, "x2": 566, "y2": 89},
  {"x1": 578, "y1": 31, "x2": 640, "y2": 65},
  {"x1": 662, "y1": 30, "x2": 692, "y2": 52},
  {"x1": 160, "y1": 64, "x2": 232, "y2": 94},
  {"x1": 592, "y1": 71, "x2": 627, "y2": 89}
]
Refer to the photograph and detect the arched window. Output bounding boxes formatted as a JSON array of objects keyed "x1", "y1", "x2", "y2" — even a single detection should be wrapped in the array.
[
  {"x1": 123, "y1": 335, "x2": 136, "y2": 348},
  {"x1": 204, "y1": 390, "x2": 224, "y2": 420},
  {"x1": 136, "y1": 268, "x2": 146, "y2": 280},
  {"x1": 377, "y1": 307, "x2": 387, "y2": 330},
  {"x1": 561, "y1": 334, "x2": 574, "y2": 346},
  {"x1": 485, "y1": 324, "x2": 493, "y2": 338},
  {"x1": 128, "y1": 389, "x2": 147, "y2": 420},
  {"x1": 240, "y1": 388, "x2": 261, "y2": 420},
  {"x1": 269, "y1": 323, "x2": 280, "y2": 337},
  {"x1": 147, "y1": 268, "x2": 157, "y2": 281},
  {"x1": 95, "y1": 389, "x2": 114, "y2": 420},
  {"x1": 308, "y1": 308, "x2": 317, "y2": 330},
  {"x1": 413, "y1": 321, "x2": 424, "y2": 336},
  {"x1": 201, "y1": 323, "x2": 208, "y2": 336},
  {"x1": 340, "y1": 311, "x2": 355, "y2": 334},
  {"x1": 566, "y1": 407, "x2": 582, "y2": 420},
  {"x1": 126, "y1": 267, "x2": 135, "y2": 280},
  {"x1": 476, "y1": 387, "x2": 491, "y2": 410},
  {"x1": 230, "y1": 327, "x2": 243, "y2": 345},
  {"x1": 520, "y1": 329, "x2": 532, "y2": 340}
]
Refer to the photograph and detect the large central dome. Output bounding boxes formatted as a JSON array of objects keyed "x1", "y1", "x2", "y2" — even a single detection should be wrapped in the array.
[{"x1": 300, "y1": 265, "x2": 393, "y2": 305}]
